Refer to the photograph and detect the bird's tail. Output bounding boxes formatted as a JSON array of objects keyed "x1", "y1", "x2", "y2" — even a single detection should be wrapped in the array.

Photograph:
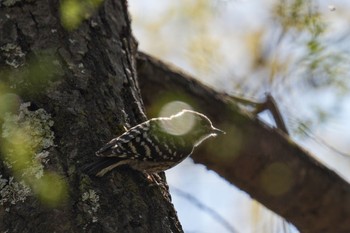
[{"x1": 82, "y1": 157, "x2": 122, "y2": 177}]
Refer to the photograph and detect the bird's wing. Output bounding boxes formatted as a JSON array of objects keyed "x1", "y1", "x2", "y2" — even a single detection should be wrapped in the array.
[
  {"x1": 82, "y1": 157, "x2": 122, "y2": 176},
  {"x1": 96, "y1": 121, "x2": 150, "y2": 158}
]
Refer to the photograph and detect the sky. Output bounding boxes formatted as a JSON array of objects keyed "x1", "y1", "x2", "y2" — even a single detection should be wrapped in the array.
[{"x1": 128, "y1": 1, "x2": 350, "y2": 232}]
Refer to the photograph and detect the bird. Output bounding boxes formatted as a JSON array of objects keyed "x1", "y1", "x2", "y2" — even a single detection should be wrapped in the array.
[{"x1": 83, "y1": 109, "x2": 224, "y2": 177}]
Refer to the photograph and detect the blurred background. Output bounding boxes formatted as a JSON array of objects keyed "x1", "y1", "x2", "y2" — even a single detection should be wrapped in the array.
[{"x1": 128, "y1": 0, "x2": 350, "y2": 232}]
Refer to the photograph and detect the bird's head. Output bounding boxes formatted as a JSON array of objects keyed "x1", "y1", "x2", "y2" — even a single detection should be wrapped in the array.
[{"x1": 168, "y1": 109, "x2": 225, "y2": 147}]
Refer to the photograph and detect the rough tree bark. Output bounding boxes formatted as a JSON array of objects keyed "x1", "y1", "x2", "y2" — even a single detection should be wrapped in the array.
[
  {"x1": 0, "y1": 0, "x2": 182, "y2": 232},
  {"x1": 136, "y1": 52, "x2": 350, "y2": 233},
  {"x1": 2, "y1": 0, "x2": 350, "y2": 233}
]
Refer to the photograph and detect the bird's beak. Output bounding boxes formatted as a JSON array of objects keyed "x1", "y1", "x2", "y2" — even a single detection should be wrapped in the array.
[{"x1": 211, "y1": 127, "x2": 226, "y2": 136}]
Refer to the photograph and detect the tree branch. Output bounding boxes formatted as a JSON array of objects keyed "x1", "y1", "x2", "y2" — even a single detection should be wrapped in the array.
[{"x1": 136, "y1": 51, "x2": 350, "y2": 233}]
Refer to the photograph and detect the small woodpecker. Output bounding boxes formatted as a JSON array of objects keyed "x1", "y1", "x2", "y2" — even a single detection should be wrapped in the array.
[{"x1": 83, "y1": 109, "x2": 225, "y2": 177}]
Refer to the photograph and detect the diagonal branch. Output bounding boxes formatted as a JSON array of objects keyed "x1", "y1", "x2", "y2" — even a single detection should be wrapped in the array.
[
  {"x1": 136, "y1": 51, "x2": 350, "y2": 233},
  {"x1": 171, "y1": 186, "x2": 239, "y2": 233}
]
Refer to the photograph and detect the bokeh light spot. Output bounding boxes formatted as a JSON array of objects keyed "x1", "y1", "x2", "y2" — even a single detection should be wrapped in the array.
[
  {"x1": 260, "y1": 162, "x2": 294, "y2": 196},
  {"x1": 33, "y1": 172, "x2": 67, "y2": 206},
  {"x1": 2, "y1": 128, "x2": 35, "y2": 171},
  {"x1": 206, "y1": 124, "x2": 242, "y2": 161},
  {"x1": 0, "y1": 93, "x2": 20, "y2": 119},
  {"x1": 158, "y1": 101, "x2": 193, "y2": 117},
  {"x1": 1, "y1": 103, "x2": 67, "y2": 207},
  {"x1": 60, "y1": 0, "x2": 104, "y2": 30},
  {"x1": 158, "y1": 101, "x2": 194, "y2": 135},
  {"x1": 60, "y1": 0, "x2": 84, "y2": 30}
]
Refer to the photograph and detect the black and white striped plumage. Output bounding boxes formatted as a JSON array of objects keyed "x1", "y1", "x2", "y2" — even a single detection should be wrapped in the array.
[{"x1": 84, "y1": 109, "x2": 224, "y2": 177}]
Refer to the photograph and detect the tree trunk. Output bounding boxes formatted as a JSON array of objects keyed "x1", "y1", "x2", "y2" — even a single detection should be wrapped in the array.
[{"x1": 0, "y1": 0, "x2": 183, "y2": 232}]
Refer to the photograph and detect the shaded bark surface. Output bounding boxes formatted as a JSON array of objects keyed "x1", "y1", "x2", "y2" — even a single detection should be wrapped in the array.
[
  {"x1": 0, "y1": 1, "x2": 182, "y2": 233},
  {"x1": 137, "y1": 52, "x2": 350, "y2": 233}
]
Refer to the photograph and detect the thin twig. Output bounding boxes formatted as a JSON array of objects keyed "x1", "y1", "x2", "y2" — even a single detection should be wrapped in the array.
[
  {"x1": 229, "y1": 93, "x2": 289, "y2": 135},
  {"x1": 170, "y1": 186, "x2": 239, "y2": 233},
  {"x1": 299, "y1": 124, "x2": 350, "y2": 158}
]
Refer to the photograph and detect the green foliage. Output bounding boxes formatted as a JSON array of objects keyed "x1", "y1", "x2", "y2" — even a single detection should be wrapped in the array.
[
  {"x1": 273, "y1": 0, "x2": 325, "y2": 35},
  {"x1": 131, "y1": 0, "x2": 350, "y2": 134}
]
